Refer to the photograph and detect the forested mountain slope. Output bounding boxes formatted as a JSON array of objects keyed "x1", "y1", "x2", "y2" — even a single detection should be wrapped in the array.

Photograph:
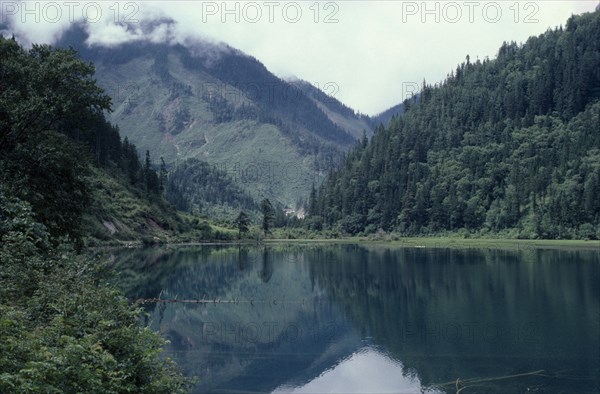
[
  {"x1": 56, "y1": 24, "x2": 371, "y2": 207},
  {"x1": 165, "y1": 158, "x2": 257, "y2": 219},
  {"x1": 0, "y1": 35, "x2": 231, "y2": 246},
  {"x1": 290, "y1": 79, "x2": 374, "y2": 140},
  {"x1": 310, "y1": 11, "x2": 600, "y2": 239}
]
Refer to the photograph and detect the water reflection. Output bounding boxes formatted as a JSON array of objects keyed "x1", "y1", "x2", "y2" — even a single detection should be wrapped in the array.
[
  {"x1": 110, "y1": 244, "x2": 600, "y2": 393},
  {"x1": 273, "y1": 346, "x2": 442, "y2": 394}
]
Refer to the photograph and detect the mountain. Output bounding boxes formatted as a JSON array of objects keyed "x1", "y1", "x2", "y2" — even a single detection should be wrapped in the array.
[
  {"x1": 56, "y1": 24, "x2": 371, "y2": 208},
  {"x1": 372, "y1": 102, "x2": 405, "y2": 127},
  {"x1": 309, "y1": 10, "x2": 600, "y2": 240},
  {"x1": 165, "y1": 157, "x2": 257, "y2": 219},
  {"x1": 289, "y1": 79, "x2": 373, "y2": 140},
  {"x1": 0, "y1": 34, "x2": 238, "y2": 246}
]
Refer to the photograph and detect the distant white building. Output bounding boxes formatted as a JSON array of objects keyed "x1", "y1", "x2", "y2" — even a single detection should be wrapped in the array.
[{"x1": 283, "y1": 207, "x2": 306, "y2": 219}]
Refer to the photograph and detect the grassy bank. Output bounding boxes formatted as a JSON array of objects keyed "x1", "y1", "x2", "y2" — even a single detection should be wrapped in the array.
[{"x1": 263, "y1": 236, "x2": 600, "y2": 251}]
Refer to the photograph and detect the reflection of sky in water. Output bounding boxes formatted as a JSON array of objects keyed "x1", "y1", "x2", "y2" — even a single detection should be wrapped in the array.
[{"x1": 273, "y1": 346, "x2": 442, "y2": 394}]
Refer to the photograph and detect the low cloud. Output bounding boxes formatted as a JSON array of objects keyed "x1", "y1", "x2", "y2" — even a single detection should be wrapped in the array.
[
  {"x1": 3, "y1": 1, "x2": 598, "y2": 115},
  {"x1": 85, "y1": 17, "x2": 179, "y2": 47}
]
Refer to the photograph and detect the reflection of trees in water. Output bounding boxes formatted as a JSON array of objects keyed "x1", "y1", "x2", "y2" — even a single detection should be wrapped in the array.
[
  {"x1": 235, "y1": 245, "x2": 274, "y2": 283},
  {"x1": 112, "y1": 245, "x2": 356, "y2": 394},
  {"x1": 112, "y1": 246, "x2": 258, "y2": 301},
  {"x1": 110, "y1": 245, "x2": 599, "y2": 393},
  {"x1": 236, "y1": 246, "x2": 249, "y2": 271},
  {"x1": 308, "y1": 246, "x2": 600, "y2": 393},
  {"x1": 260, "y1": 248, "x2": 274, "y2": 283}
]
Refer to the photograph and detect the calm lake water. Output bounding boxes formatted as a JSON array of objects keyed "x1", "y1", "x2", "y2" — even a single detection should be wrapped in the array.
[{"x1": 110, "y1": 244, "x2": 600, "y2": 394}]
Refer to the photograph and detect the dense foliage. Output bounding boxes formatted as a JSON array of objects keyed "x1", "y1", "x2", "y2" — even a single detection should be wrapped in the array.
[
  {"x1": 166, "y1": 158, "x2": 256, "y2": 215},
  {"x1": 0, "y1": 190, "x2": 188, "y2": 393},
  {"x1": 0, "y1": 36, "x2": 164, "y2": 246},
  {"x1": 0, "y1": 37, "x2": 107, "y2": 244},
  {"x1": 310, "y1": 11, "x2": 600, "y2": 239},
  {"x1": 234, "y1": 210, "x2": 251, "y2": 238},
  {"x1": 261, "y1": 199, "x2": 275, "y2": 235},
  {"x1": 0, "y1": 36, "x2": 188, "y2": 391}
]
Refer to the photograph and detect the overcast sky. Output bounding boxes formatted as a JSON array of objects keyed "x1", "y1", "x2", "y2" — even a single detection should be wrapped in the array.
[{"x1": 3, "y1": 1, "x2": 599, "y2": 115}]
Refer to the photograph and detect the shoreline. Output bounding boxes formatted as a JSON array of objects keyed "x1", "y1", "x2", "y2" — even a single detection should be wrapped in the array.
[
  {"x1": 88, "y1": 236, "x2": 600, "y2": 252},
  {"x1": 267, "y1": 237, "x2": 600, "y2": 251}
]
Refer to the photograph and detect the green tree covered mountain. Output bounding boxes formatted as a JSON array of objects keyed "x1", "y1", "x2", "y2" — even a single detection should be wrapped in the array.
[
  {"x1": 56, "y1": 23, "x2": 371, "y2": 208},
  {"x1": 309, "y1": 10, "x2": 600, "y2": 240},
  {"x1": 165, "y1": 158, "x2": 257, "y2": 219},
  {"x1": 0, "y1": 35, "x2": 181, "y2": 245}
]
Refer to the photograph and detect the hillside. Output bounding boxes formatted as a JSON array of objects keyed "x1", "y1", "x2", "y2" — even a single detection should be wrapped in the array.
[
  {"x1": 290, "y1": 79, "x2": 374, "y2": 140},
  {"x1": 310, "y1": 10, "x2": 600, "y2": 240},
  {"x1": 165, "y1": 158, "x2": 258, "y2": 219},
  {"x1": 56, "y1": 24, "x2": 371, "y2": 207},
  {"x1": 0, "y1": 35, "x2": 190, "y2": 392},
  {"x1": 0, "y1": 34, "x2": 237, "y2": 247}
]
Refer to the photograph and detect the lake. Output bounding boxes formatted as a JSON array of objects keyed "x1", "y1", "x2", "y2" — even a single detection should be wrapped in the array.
[{"x1": 110, "y1": 244, "x2": 600, "y2": 393}]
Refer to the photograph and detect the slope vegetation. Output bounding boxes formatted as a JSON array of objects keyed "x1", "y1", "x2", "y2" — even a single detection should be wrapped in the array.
[{"x1": 311, "y1": 11, "x2": 600, "y2": 239}]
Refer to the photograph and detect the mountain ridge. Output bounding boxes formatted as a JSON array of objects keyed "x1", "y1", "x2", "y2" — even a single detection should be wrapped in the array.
[
  {"x1": 309, "y1": 10, "x2": 600, "y2": 239},
  {"x1": 55, "y1": 24, "x2": 372, "y2": 207}
]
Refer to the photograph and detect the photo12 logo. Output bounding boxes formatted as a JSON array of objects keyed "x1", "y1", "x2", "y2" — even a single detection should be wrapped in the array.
[
  {"x1": 201, "y1": 321, "x2": 340, "y2": 344},
  {"x1": 401, "y1": 1, "x2": 540, "y2": 24},
  {"x1": 197, "y1": 81, "x2": 340, "y2": 106},
  {"x1": 198, "y1": 1, "x2": 340, "y2": 24},
  {"x1": 402, "y1": 82, "x2": 420, "y2": 101},
  {"x1": 0, "y1": 1, "x2": 139, "y2": 24},
  {"x1": 216, "y1": 161, "x2": 310, "y2": 186}
]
